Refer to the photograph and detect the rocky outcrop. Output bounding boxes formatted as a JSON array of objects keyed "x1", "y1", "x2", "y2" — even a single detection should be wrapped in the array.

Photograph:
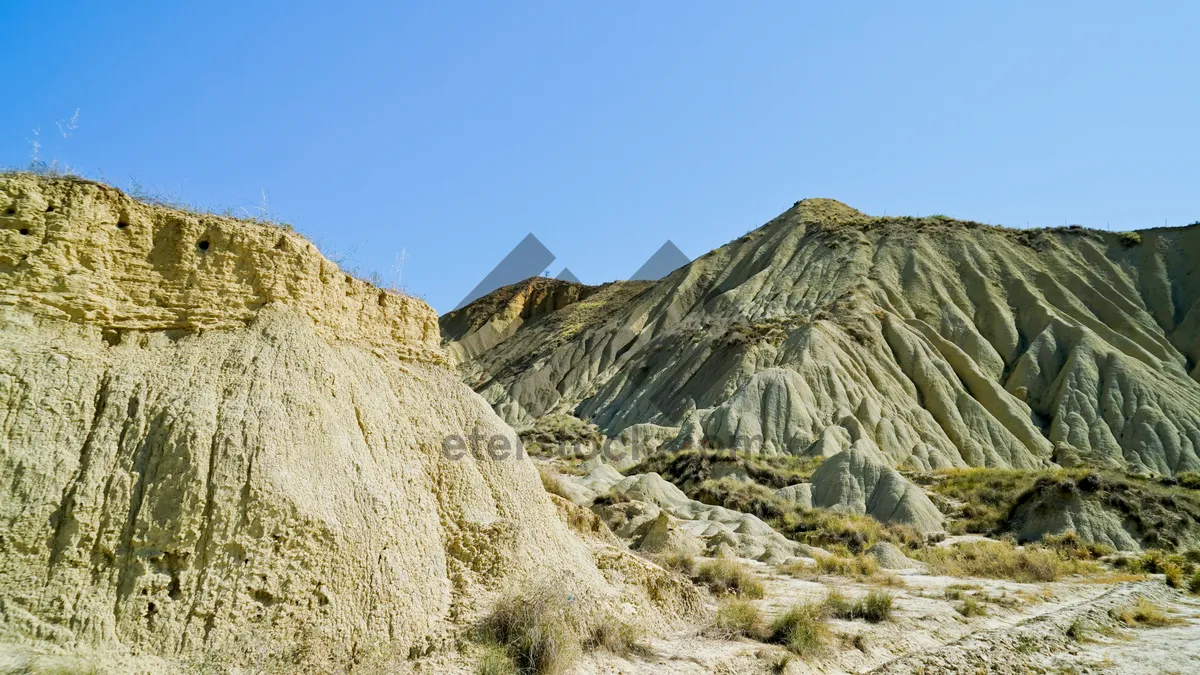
[
  {"x1": 557, "y1": 465, "x2": 813, "y2": 564},
  {"x1": 444, "y1": 200, "x2": 1200, "y2": 476},
  {"x1": 808, "y1": 442, "x2": 945, "y2": 533},
  {"x1": 1006, "y1": 473, "x2": 1200, "y2": 552},
  {"x1": 0, "y1": 175, "x2": 614, "y2": 671}
]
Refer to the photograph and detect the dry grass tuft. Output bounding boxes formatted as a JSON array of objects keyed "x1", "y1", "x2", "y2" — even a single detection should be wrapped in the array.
[
  {"x1": 476, "y1": 640, "x2": 519, "y2": 675},
  {"x1": 713, "y1": 598, "x2": 764, "y2": 639},
  {"x1": 821, "y1": 588, "x2": 894, "y2": 623},
  {"x1": 537, "y1": 466, "x2": 573, "y2": 500},
  {"x1": 653, "y1": 551, "x2": 696, "y2": 576},
  {"x1": 957, "y1": 596, "x2": 986, "y2": 617},
  {"x1": 695, "y1": 559, "x2": 765, "y2": 599},
  {"x1": 480, "y1": 583, "x2": 645, "y2": 674},
  {"x1": 911, "y1": 540, "x2": 1099, "y2": 582},
  {"x1": 766, "y1": 603, "x2": 829, "y2": 657},
  {"x1": 1110, "y1": 598, "x2": 1181, "y2": 628}
]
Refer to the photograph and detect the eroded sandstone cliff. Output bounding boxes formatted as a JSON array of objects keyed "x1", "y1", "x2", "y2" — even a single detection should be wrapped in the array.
[{"x1": 0, "y1": 174, "x2": 615, "y2": 671}]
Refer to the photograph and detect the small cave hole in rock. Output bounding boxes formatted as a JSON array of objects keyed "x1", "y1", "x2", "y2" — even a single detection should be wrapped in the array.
[
  {"x1": 3, "y1": 208, "x2": 14, "y2": 216},
  {"x1": 117, "y1": 220, "x2": 129, "y2": 230},
  {"x1": 19, "y1": 228, "x2": 30, "y2": 235},
  {"x1": 197, "y1": 240, "x2": 210, "y2": 251},
  {"x1": 45, "y1": 205, "x2": 55, "y2": 212}
]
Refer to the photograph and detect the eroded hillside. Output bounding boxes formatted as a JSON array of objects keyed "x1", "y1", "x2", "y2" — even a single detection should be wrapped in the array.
[
  {"x1": 0, "y1": 174, "x2": 684, "y2": 672},
  {"x1": 443, "y1": 200, "x2": 1200, "y2": 476}
]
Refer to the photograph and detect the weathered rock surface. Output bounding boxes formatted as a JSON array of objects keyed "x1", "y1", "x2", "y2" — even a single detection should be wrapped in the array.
[
  {"x1": 1006, "y1": 473, "x2": 1200, "y2": 552},
  {"x1": 0, "y1": 175, "x2": 613, "y2": 670},
  {"x1": 443, "y1": 201, "x2": 1200, "y2": 476},
  {"x1": 556, "y1": 465, "x2": 813, "y2": 564},
  {"x1": 808, "y1": 442, "x2": 946, "y2": 533},
  {"x1": 866, "y1": 542, "x2": 923, "y2": 570}
]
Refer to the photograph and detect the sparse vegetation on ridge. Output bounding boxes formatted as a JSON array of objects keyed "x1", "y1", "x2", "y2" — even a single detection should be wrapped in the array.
[
  {"x1": 1120, "y1": 231, "x2": 1143, "y2": 247},
  {"x1": 632, "y1": 449, "x2": 824, "y2": 491}
]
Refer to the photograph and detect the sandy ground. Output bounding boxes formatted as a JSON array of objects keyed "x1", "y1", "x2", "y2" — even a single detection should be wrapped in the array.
[
  {"x1": 3, "y1": 561, "x2": 1194, "y2": 674},
  {"x1": 575, "y1": 560, "x2": 1197, "y2": 675},
  {"x1": 1050, "y1": 595, "x2": 1200, "y2": 675}
]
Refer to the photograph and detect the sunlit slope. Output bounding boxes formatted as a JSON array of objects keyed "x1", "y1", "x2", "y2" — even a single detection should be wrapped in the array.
[{"x1": 443, "y1": 200, "x2": 1200, "y2": 475}]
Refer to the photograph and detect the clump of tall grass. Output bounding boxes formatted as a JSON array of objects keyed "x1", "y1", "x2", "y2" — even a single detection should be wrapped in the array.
[
  {"x1": 713, "y1": 599, "x2": 764, "y2": 639},
  {"x1": 1110, "y1": 598, "x2": 1180, "y2": 628},
  {"x1": 821, "y1": 588, "x2": 894, "y2": 623},
  {"x1": 695, "y1": 559, "x2": 765, "y2": 598},
  {"x1": 766, "y1": 603, "x2": 829, "y2": 657},
  {"x1": 479, "y1": 583, "x2": 644, "y2": 675},
  {"x1": 911, "y1": 540, "x2": 1099, "y2": 582}
]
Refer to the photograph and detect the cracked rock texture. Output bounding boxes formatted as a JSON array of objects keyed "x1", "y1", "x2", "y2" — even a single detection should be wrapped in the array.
[
  {"x1": 0, "y1": 175, "x2": 609, "y2": 670},
  {"x1": 444, "y1": 200, "x2": 1200, "y2": 476}
]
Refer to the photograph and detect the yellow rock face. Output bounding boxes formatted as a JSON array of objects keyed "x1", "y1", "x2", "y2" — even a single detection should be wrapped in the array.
[
  {"x1": 0, "y1": 173, "x2": 444, "y2": 364},
  {"x1": 0, "y1": 175, "x2": 608, "y2": 671}
]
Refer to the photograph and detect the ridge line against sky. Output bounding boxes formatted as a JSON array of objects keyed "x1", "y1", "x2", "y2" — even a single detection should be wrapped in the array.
[{"x1": 2, "y1": 1, "x2": 1197, "y2": 312}]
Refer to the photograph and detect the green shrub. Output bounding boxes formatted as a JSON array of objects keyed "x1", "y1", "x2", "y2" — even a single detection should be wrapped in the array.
[
  {"x1": 591, "y1": 489, "x2": 631, "y2": 508},
  {"x1": 914, "y1": 468, "x2": 1052, "y2": 535},
  {"x1": 1041, "y1": 531, "x2": 1116, "y2": 560},
  {"x1": 714, "y1": 599, "x2": 764, "y2": 639},
  {"x1": 1163, "y1": 561, "x2": 1185, "y2": 589},
  {"x1": 821, "y1": 589, "x2": 894, "y2": 623},
  {"x1": 767, "y1": 603, "x2": 829, "y2": 657},
  {"x1": 1120, "y1": 231, "x2": 1143, "y2": 247},
  {"x1": 693, "y1": 478, "x2": 786, "y2": 519},
  {"x1": 695, "y1": 559, "x2": 765, "y2": 599},
  {"x1": 1066, "y1": 617, "x2": 1088, "y2": 642}
]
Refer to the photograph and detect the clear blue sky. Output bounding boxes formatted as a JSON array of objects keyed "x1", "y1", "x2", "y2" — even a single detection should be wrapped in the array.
[{"x1": 3, "y1": 2, "x2": 1197, "y2": 312}]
